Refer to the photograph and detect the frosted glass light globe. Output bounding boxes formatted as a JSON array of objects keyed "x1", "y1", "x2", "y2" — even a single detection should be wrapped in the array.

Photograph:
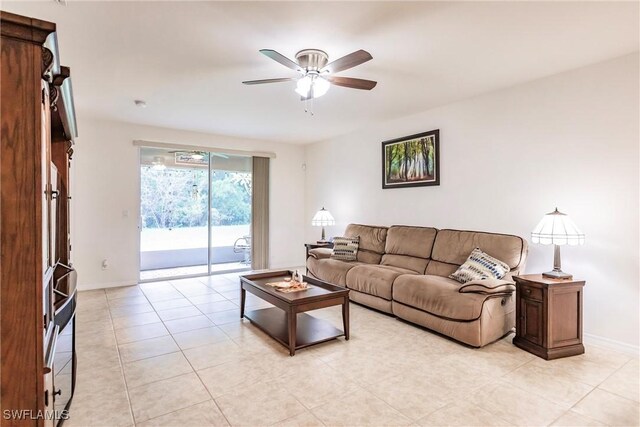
[
  {"x1": 295, "y1": 76, "x2": 312, "y2": 97},
  {"x1": 312, "y1": 77, "x2": 330, "y2": 98}
]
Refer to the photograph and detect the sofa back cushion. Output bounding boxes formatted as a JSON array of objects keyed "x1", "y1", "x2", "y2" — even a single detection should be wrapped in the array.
[
  {"x1": 426, "y1": 229, "x2": 527, "y2": 277},
  {"x1": 344, "y1": 224, "x2": 388, "y2": 264},
  {"x1": 380, "y1": 226, "x2": 438, "y2": 273}
]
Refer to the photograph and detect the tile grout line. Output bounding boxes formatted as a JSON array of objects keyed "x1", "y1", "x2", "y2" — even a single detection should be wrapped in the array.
[
  {"x1": 492, "y1": 375, "x2": 588, "y2": 411},
  {"x1": 173, "y1": 328, "x2": 233, "y2": 425},
  {"x1": 111, "y1": 282, "x2": 215, "y2": 424},
  {"x1": 88, "y1": 277, "x2": 639, "y2": 427},
  {"x1": 488, "y1": 351, "x2": 600, "y2": 409},
  {"x1": 487, "y1": 345, "x2": 636, "y2": 426},
  {"x1": 169, "y1": 273, "x2": 331, "y2": 426},
  {"x1": 139, "y1": 399, "x2": 226, "y2": 426},
  {"x1": 589, "y1": 355, "x2": 636, "y2": 392},
  {"x1": 545, "y1": 404, "x2": 599, "y2": 427},
  {"x1": 269, "y1": 383, "x2": 324, "y2": 427},
  {"x1": 128, "y1": 286, "x2": 209, "y2": 425},
  {"x1": 270, "y1": 410, "x2": 327, "y2": 427},
  {"x1": 565, "y1": 356, "x2": 639, "y2": 414},
  {"x1": 100, "y1": 281, "x2": 361, "y2": 426},
  {"x1": 146, "y1": 277, "x2": 235, "y2": 426},
  {"x1": 113, "y1": 282, "x2": 242, "y2": 364},
  {"x1": 104, "y1": 288, "x2": 138, "y2": 427}
]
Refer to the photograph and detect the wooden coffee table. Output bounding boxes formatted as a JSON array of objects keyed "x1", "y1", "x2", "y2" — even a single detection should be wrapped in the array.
[{"x1": 240, "y1": 270, "x2": 350, "y2": 356}]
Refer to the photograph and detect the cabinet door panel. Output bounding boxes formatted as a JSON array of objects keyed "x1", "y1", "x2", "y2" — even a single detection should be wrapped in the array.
[
  {"x1": 43, "y1": 368, "x2": 55, "y2": 427},
  {"x1": 521, "y1": 298, "x2": 543, "y2": 346},
  {"x1": 549, "y1": 288, "x2": 581, "y2": 347}
]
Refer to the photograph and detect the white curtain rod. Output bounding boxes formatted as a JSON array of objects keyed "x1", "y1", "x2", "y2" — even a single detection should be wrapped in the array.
[{"x1": 133, "y1": 139, "x2": 277, "y2": 159}]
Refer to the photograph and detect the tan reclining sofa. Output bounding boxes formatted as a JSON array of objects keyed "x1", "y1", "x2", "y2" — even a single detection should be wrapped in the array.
[{"x1": 307, "y1": 224, "x2": 528, "y2": 347}]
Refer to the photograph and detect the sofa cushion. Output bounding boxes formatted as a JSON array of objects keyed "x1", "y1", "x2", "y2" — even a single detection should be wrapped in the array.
[
  {"x1": 393, "y1": 274, "x2": 492, "y2": 321},
  {"x1": 344, "y1": 224, "x2": 388, "y2": 264},
  {"x1": 427, "y1": 229, "x2": 527, "y2": 277},
  {"x1": 449, "y1": 248, "x2": 510, "y2": 283},
  {"x1": 307, "y1": 257, "x2": 363, "y2": 286},
  {"x1": 331, "y1": 236, "x2": 360, "y2": 261},
  {"x1": 346, "y1": 265, "x2": 416, "y2": 300},
  {"x1": 380, "y1": 226, "x2": 438, "y2": 273}
]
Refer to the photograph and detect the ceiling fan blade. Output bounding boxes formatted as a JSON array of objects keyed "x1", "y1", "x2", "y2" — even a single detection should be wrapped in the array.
[
  {"x1": 326, "y1": 76, "x2": 377, "y2": 90},
  {"x1": 321, "y1": 50, "x2": 372, "y2": 74},
  {"x1": 259, "y1": 49, "x2": 302, "y2": 72},
  {"x1": 242, "y1": 77, "x2": 298, "y2": 85}
]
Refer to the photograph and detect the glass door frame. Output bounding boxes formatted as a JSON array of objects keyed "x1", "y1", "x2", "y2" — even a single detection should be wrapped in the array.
[{"x1": 137, "y1": 147, "x2": 252, "y2": 283}]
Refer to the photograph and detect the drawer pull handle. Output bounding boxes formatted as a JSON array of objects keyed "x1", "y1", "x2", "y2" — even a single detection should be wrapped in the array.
[{"x1": 525, "y1": 289, "x2": 531, "y2": 293}]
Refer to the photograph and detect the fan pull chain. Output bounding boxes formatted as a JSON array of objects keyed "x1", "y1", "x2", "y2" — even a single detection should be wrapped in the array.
[{"x1": 303, "y1": 97, "x2": 315, "y2": 116}]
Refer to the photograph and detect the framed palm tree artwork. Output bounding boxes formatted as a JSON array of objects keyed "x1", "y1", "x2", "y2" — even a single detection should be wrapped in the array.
[{"x1": 382, "y1": 129, "x2": 440, "y2": 189}]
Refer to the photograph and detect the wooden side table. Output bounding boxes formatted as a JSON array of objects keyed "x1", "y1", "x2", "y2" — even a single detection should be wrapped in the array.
[{"x1": 513, "y1": 274, "x2": 585, "y2": 360}]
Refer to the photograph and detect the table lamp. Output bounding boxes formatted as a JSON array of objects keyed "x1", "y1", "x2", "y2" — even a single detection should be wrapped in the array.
[
  {"x1": 311, "y1": 207, "x2": 335, "y2": 243},
  {"x1": 531, "y1": 208, "x2": 585, "y2": 279}
]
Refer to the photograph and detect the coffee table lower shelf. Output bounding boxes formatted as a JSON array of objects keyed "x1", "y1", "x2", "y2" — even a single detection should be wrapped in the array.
[{"x1": 244, "y1": 307, "x2": 345, "y2": 353}]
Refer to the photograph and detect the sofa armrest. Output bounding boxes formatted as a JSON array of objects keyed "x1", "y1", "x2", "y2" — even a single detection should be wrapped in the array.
[
  {"x1": 458, "y1": 279, "x2": 515, "y2": 295},
  {"x1": 308, "y1": 248, "x2": 332, "y2": 259}
]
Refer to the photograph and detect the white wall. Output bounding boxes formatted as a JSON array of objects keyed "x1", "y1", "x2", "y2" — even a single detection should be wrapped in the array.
[
  {"x1": 304, "y1": 54, "x2": 639, "y2": 351},
  {"x1": 73, "y1": 118, "x2": 306, "y2": 290}
]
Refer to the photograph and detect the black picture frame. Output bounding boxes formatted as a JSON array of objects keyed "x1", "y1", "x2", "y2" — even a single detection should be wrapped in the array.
[{"x1": 382, "y1": 129, "x2": 440, "y2": 189}]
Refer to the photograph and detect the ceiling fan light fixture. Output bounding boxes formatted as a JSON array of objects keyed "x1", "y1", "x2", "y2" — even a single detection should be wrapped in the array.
[
  {"x1": 151, "y1": 156, "x2": 166, "y2": 170},
  {"x1": 244, "y1": 48, "x2": 375, "y2": 103},
  {"x1": 295, "y1": 75, "x2": 313, "y2": 98},
  {"x1": 295, "y1": 75, "x2": 330, "y2": 99},
  {"x1": 312, "y1": 77, "x2": 330, "y2": 98}
]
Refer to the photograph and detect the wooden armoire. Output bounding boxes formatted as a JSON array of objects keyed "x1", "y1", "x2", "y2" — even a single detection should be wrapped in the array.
[{"x1": 1, "y1": 11, "x2": 78, "y2": 427}]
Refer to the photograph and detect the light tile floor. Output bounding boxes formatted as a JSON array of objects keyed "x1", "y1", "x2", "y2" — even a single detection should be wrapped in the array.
[{"x1": 68, "y1": 272, "x2": 639, "y2": 426}]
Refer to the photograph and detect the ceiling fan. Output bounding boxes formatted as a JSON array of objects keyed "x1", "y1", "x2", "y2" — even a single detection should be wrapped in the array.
[{"x1": 243, "y1": 49, "x2": 377, "y2": 100}]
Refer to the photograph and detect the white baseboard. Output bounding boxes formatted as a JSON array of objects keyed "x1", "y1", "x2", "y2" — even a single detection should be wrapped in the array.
[
  {"x1": 78, "y1": 280, "x2": 138, "y2": 291},
  {"x1": 584, "y1": 333, "x2": 639, "y2": 356}
]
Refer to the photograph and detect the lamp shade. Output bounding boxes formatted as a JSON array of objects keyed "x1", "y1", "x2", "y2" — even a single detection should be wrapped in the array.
[
  {"x1": 531, "y1": 208, "x2": 585, "y2": 246},
  {"x1": 311, "y1": 207, "x2": 335, "y2": 226}
]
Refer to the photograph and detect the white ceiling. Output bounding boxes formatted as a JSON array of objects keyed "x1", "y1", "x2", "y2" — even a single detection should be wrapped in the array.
[{"x1": 4, "y1": 1, "x2": 638, "y2": 144}]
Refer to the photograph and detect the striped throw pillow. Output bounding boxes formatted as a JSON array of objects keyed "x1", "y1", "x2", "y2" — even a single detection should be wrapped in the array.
[
  {"x1": 449, "y1": 248, "x2": 510, "y2": 284},
  {"x1": 331, "y1": 236, "x2": 360, "y2": 261}
]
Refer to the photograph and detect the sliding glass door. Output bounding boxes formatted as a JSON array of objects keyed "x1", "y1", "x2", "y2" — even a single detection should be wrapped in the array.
[
  {"x1": 209, "y1": 155, "x2": 252, "y2": 273},
  {"x1": 139, "y1": 147, "x2": 252, "y2": 281}
]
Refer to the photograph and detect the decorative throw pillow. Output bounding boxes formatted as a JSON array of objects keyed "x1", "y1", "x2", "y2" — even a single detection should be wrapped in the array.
[
  {"x1": 449, "y1": 248, "x2": 510, "y2": 284},
  {"x1": 331, "y1": 236, "x2": 360, "y2": 261}
]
